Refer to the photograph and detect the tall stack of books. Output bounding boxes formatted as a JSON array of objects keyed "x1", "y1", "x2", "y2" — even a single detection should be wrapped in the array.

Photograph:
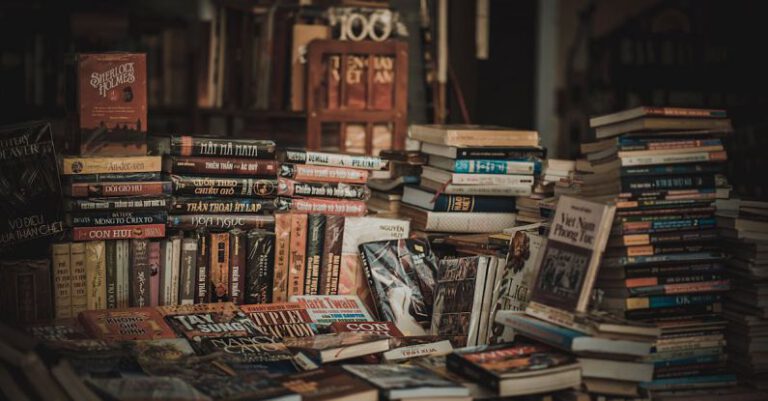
[
  {"x1": 580, "y1": 106, "x2": 736, "y2": 392},
  {"x1": 717, "y1": 198, "x2": 768, "y2": 388},
  {"x1": 399, "y1": 125, "x2": 544, "y2": 233}
]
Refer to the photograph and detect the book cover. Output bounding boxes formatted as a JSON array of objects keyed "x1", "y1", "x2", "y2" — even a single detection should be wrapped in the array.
[
  {"x1": 245, "y1": 230, "x2": 275, "y2": 304},
  {"x1": 79, "y1": 307, "x2": 176, "y2": 340},
  {"x1": 0, "y1": 121, "x2": 64, "y2": 252},
  {"x1": 358, "y1": 239, "x2": 438, "y2": 336},
  {"x1": 169, "y1": 136, "x2": 276, "y2": 158},
  {"x1": 240, "y1": 302, "x2": 317, "y2": 338},
  {"x1": 52, "y1": 243, "x2": 72, "y2": 319},
  {"x1": 304, "y1": 214, "x2": 326, "y2": 295},
  {"x1": 85, "y1": 377, "x2": 208, "y2": 401},
  {"x1": 209, "y1": 232, "x2": 231, "y2": 302},
  {"x1": 280, "y1": 367, "x2": 377, "y2": 401},
  {"x1": 278, "y1": 163, "x2": 369, "y2": 184},
  {"x1": 343, "y1": 364, "x2": 469, "y2": 399},
  {"x1": 229, "y1": 229, "x2": 246, "y2": 305},
  {"x1": 320, "y1": 215, "x2": 345, "y2": 295},
  {"x1": 288, "y1": 213, "x2": 308, "y2": 298},
  {"x1": 160, "y1": 303, "x2": 261, "y2": 344},
  {"x1": 283, "y1": 332, "x2": 388, "y2": 361},
  {"x1": 131, "y1": 338, "x2": 197, "y2": 376},
  {"x1": 25, "y1": 319, "x2": 89, "y2": 342},
  {"x1": 198, "y1": 335, "x2": 297, "y2": 376},
  {"x1": 0, "y1": 259, "x2": 53, "y2": 323},
  {"x1": 529, "y1": 196, "x2": 616, "y2": 313},
  {"x1": 290, "y1": 295, "x2": 374, "y2": 326},
  {"x1": 70, "y1": 243, "x2": 87, "y2": 315},
  {"x1": 272, "y1": 213, "x2": 292, "y2": 303},
  {"x1": 330, "y1": 321, "x2": 403, "y2": 337},
  {"x1": 192, "y1": 375, "x2": 299, "y2": 401},
  {"x1": 77, "y1": 53, "x2": 147, "y2": 155},
  {"x1": 85, "y1": 241, "x2": 107, "y2": 310}
]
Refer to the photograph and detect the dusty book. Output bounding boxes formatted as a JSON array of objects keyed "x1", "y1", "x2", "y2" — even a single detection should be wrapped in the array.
[
  {"x1": 245, "y1": 230, "x2": 275, "y2": 304},
  {"x1": 0, "y1": 121, "x2": 64, "y2": 252},
  {"x1": 79, "y1": 307, "x2": 176, "y2": 340},
  {"x1": 240, "y1": 302, "x2": 317, "y2": 338},
  {"x1": 77, "y1": 53, "x2": 147, "y2": 155}
]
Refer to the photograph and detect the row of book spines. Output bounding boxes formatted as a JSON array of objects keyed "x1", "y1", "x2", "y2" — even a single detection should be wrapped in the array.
[{"x1": 274, "y1": 213, "x2": 345, "y2": 302}]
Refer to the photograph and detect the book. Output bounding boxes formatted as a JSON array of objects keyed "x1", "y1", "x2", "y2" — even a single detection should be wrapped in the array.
[
  {"x1": 160, "y1": 303, "x2": 260, "y2": 344},
  {"x1": 428, "y1": 155, "x2": 540, "y2": 175},
  {"x1": 169, "y1": 136, "x2": 276, "y2": 158},
  {"x1": 179, "y1": 238, "x2": 197, "y2": 305},
  {"x1": 344, "y1": 364, "x2": 469, "y2": 399},
  {"x1": 171, "y1": 175, "x2": 277, "y2": 197},
  {"x1": 229, "y1": 229, "x2": 246, "y2": 305},
  {"x1": 288, "y1": 213, "x2": 308, "y2": 297},
  {"x1": 589, "y1": 106, "x2": 727, "y2": 127},
  {"x1": 421, "y1": 165, "x2": 536, "y2": 186},
  {"x1": 148, "y1": 240, "x2": 160, "y2": 307},
  {"x1": 578, "y1": 357, "x2": 654, "y2": 382},
  {"x1": 278, "y1": 178, "x2": 370, "y2": 200},
  {"x1": 64, "y1": 196, "x2": 169, "y2": 212},
  {"x1": 420, "y1": 177, "x2": 532, "y2": 197},
  {"x1": 382, "y1": 336, "x2": 455, "y2": 362},
  {"x1": 419, "y1": 142, "x2": 546, "y2": 160},
  {"x1": 594, "y1": 117, "x2": 733, "y2": 139},
  {"x1": 194, "y1": 229, "x2": 208, "y2": 304},
  {"x1": 273, "y1": 213, "x2": 292, "y2": 302},
  {"x1": 290, "y1": 295, "x2": 374, "y2": 326},
  {"x1": 304, "y1": 214, "x2": 326, "y2": 295},
  {"x1": 170, "y1": 197, "x2": 274, "y2": 214},
  {"x1": 284, "y1": 332, "x2": 390, "y2": 363},
  {"x1": 240, "y1": 302, "x2": 317, "y2": 338},
  {"x1": 320, "y1": 215, "x2": 345, "y2": 295},
  {"x1": 0, "y1": 259, "x2": 53, "y2": 323},
  {"x1": 402, "y1": 186, "x2": 517, "y2": 213},
  {"x1": 398, "y1": 204, "x2": 517, "y2": 233},
  {"x1": 279, "y1": 163, "x2": 369, "y2": 184},
  {"x1": 280, "y1": 367, "x2": 377, "y2": 401},
  {"x1": 209, "y1": 232, "x2": 231, "y2": 302},
  {"x1": 0, "y1": 121, "x2": 64, "y2": 252},
  {"x1": 79, "y1": 307, "x2": 176, "y2": 340},
  {"x1": 66, "y1": 210, "x2": 167, "y2": 227},
  {"x1": 72, "y1": 224, "x2": 166, "y2": 241},
  {"x1": 70, "y1": 243, "x2": 88, "y2": 315},
  {"x1": 77, "y1": 53, "x2": 147, "y2": 155},
  {"x1": 64, "y1": 181, "x2": 171, "y2": 197},
  {"x1": 198, "y1": 335, "x2": 297, "y2": 376},
  {"x1": 528, "y1": 196, "x2": 616, "y2": 313},
  {"x1": 329, "y1": 321, "x2": 404, "y2": 337},
  {"x1": 245, "y1": 230, "x2": 275, "y2": 304},
  {"x1": 274, "y1": 197, "x2": 367, "y2": 216},
  {"x1": 279, "y1": 149, "x2": 387, "y2": 170},
  {"x1": 60, "y1": 156, "x2": 161, "y2": 175},
  {"x1": 358, "y1": 239, "x2": 438, "y2": 336},
  {"x1": 85, "y1": 241, "x2": 107, "y2": 310},
  {"x1": 168, "y1": 214, "x2": 275, "y2": 230},
  {"x1": 63, "y1": 172, "x2": 161, "y2": 183},
  {"x1": 129, "y1": 239, "x2": 151, "y2": 307},
  {"x1": 409, "y1": 125, "x2": 539, "y2": 147},
  {"x1": 130, "y1": 338, "x2": 197, "y2": 375},
  {"x1": 163, "y1": 156, "x2": 278, "y2": 176},
  {"x1": 446, "y1": 342, "x2": 581, "y2": 397},
  {"x1": 52, "y1": 243, "x2": 73, "y2": 319}
]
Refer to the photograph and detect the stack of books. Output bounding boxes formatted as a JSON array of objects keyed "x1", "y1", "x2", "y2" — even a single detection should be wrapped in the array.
[
  {"x1": 581, "y1": 106, "x2": 736, "y2": 392},
  {"x1": 516, "y1": 158, "x2": 576, "y2": 224},
  {"x1": 367, "y1": 150, "x2": 425, "y2": 216},
  {"x1": 399, "y1": 125, "x2": 544, "y2": 233},
  {"x1": 717, "y1": 198, "x2": 768, "y2": 388}
]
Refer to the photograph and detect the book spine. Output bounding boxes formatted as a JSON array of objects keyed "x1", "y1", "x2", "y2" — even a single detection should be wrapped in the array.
[
  {"x1": 194, "y1": 229, "x2": 208, "y2": 303},
  {"x1": 129, "y1": 239, "x2": 151, "y2": 307},
  {"x1": 1, "y1": 260, "x2": 54, "y2": 322},
  {"x1": 64, "y1": 196, "x2": 169, "y2": 212},
  {"x1": 170, "y1": 136, "x2": 276, "y2": 158},
  {"x1": 179, "y1": 238, "x2": 197, "y2": 305},
  {"x1": 84, "y1": 241, "x2": 107, "y2": 310},
  {"x1": 171, "y1": 175, "x2": 278, "y2": 197},
  {"x1": 621, "y1": 175, "x2": 715, "y2": 192},
  {"x1": 229, "y1": 229, "x2": 246, "y2": 305},
  {"x1": 619, "y1": 138, "x2": 722, "y2": 151},
  {"x1": 618, "y1": 218, "x2": 717, "y2": 233},
  {"x1": 277, "y1": 178, "x2": 371, "y2": 200},
  {"x1": 115, "y1": 240, "x2": 130, "y2": 308},
  {"x1": 451, "y1": 173, "x2": 535, "y2": 186},
  {"x1": 164, "y1": 156, "x2": 278, "y2": 176},
  {"x1": 51, "y1": 243, "x2": 72, "y2": 318},
  {"x1": 67, "y1": 211, "x2": 167, "y2": 227},
  {"x1": 274, "y1": 197, "x2": 367, "y2": 216},
  {"x1": 279, "y1": 163, "x2": 369, "y2": 184},
  {"x1": 170, "y1": 197, "x2": 275, "y2": 214},
  {"x1": 420, "y1": 212, "x2": 516, "y2": 233},
  {"x1": 69, "y1": 242, "x2": 87, "y2": 315},
  {"x1": 287, "y1": 213, "x2": 308, "y2": 298},
  {"x1": 63, "y1": 172, "x2": 161, "y2": 183},
  {"x1": 626, "y1": 294, "x2": 721, "y2": 310},
  {"x1": 621, "y1": 164, "x2": 723, "y2": 177},
  {"x1": 617, "y1": 230, "x2": 718, "y2": 246},
  {"x1": 441, "y1": 184, "x2": 532, "y2": 197},
  {"x1": 620, "y1": 151, "x2": 727, "y2": 167},
  {"x1": 456, "y1": 148, "x2": 546, "y2": 160},
  {"x1": 280, "y1": 149, "x2": 385, "y2": 170},
  {"x1": 167, "y1": 214, "x2": 275, "y2": 230},
  {"x1": 628, "y1": 280, "x2": 729, "y2": 297},
  {"x1": 209, "y1": 232, "x2": 231, "y2": 302},
  {"x1": 433, "y1": 195, "x2": 517, "y2": 213},
  {"x1": 148, "y1": 240, "x2": 161, "y2": 307},
  {"x1": 159, "y1": 239, "x2": 172, "y2": 305},
  {"x1": 72, "y1": 224, "x2": 166, "y2": 241},
  {"x1": 453, "y1": 159, "x2": 539, "y2": 175},
  {"x1": 319, "y1": 215, "x2": 344, "y2": 295},
  {"x1": 104, "y1": 240, "x2": 117, "y2": 309},
  {"x1": 245, "y1": 230, "x2": 276, "y2": 304},
  {"x1": 60, "y1": 156, "x2": 161, "y2": 175},
  {"x1": 608, "y1": 252, "x2": 723, "y2": 267},
  {"x1": 272, "y1": 213, "x2": 292, "y2": 303},
  {"x1": 625, "y1": 273, "x2": 724, "y2": 288},
  {"x1": 67, "y1": 181, "x2": 172, "y2": 197},
  {"x1": 304, "y1": 214, "x2": 326, "y2": 295},
  {"x1": 623, "y1": 262, "x2": 724, "y2": 279},
  {"x1": 170, "y1": 237, "x2": 181, "y2": 306}
]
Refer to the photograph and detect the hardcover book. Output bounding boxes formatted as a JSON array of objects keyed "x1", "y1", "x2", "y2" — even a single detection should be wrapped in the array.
[
  {"x1": 240, "y1": 302, "x2": 317, "y2": 338},
  {"x1": 402, "y1": 186, "x2": 518, "y2": 213},
  {"x1": 529, "y1": 196, "x2": 616, "y2": 313},
  {"x1": 77, "y1": 53, "x2": 147, "y2": 155},
  {"x1": 170, "y1": 197, "x2": 274, "y2": 214},
  {"x1": 277, "y1": 178, "x2": 370, "y2": 200},
  {"x1": 290, "y1": 295, "x2": 374, "y2": 326},
  {"x1": 168, "y1": 214, "x2": 275, "y2": 230},
  {"x1": 0, "y1": 121, "x2": 64, "y2": 252},
  {"x1": 60, "y1": 156, "x2": 161, "y2": 175},
  {"x1": 79, "y1": 307, "x2": 176, "y2": 341},
  {"x1": 164, "y1": 156, "x2": 278, "y2": 176},
  {"x1": 171, "y1": 175, "x2": 277, "y2": 197},
  {"x1": 343, "y1": 364, "x2": 469, "y2": 399},
  {"x1": 358, "y1": 239, "x2": 438, "y2": 335}
]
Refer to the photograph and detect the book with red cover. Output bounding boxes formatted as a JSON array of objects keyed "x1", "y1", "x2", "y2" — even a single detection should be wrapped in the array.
[
  {"x1": 330, "y1": 321, "x2": 404, "y2": 337},
  {"x1": 79, "y1": 307, "x2": 176, "y2": 341}
]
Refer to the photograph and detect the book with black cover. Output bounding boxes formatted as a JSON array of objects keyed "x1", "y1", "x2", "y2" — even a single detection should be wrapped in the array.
[
  {"x1": 344, "y1": 364, "x2": 469, "y2": 399},
  {"x1": 198, "y1": 335, "x2": 298, "y2": 376},
  {"x1": 358, "y1": 238, "x2": 438, "y2": 336}
]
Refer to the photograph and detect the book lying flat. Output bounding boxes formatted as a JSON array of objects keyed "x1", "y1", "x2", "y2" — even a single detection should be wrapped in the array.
[{"x1": 410, "y1": 125, "x2": 540, "y2": 147}]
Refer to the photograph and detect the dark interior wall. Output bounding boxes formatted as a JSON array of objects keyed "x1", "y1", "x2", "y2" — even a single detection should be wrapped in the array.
[{"x1": 447, "y1": 0, "x2": 536, "y2": 129}]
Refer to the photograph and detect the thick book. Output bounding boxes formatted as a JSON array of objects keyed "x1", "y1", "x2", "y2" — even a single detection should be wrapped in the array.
[
  {"x1": 67, "y1": 210, "x2": 167, "y2": 227},
  {"x1": 589, "y1": 106, "x2": 727, "y2": 127},
  {"x1": 344, "y1": 364, "x2": 469, "y2": 399},
  {"x1": 240, "y1": 302, "x2": 317, "y2": 338},
  {"x1": 77, "y1": 53, "x2": 147, "y2": 155},
  {"x1": 163, "y1": 155, "x2": 277, "y2": 176},
  {"x1": 209, "y1": 232, "x2": 231, "y2": 302},
  {"x1": 170, "y1": 197, "x2": 274, "y2": 214},
  {"x1": 398, "y1": 204, "x2": 516, "y2": 233},
  {"x1": 279, "y1": 149, "x2": 387, "y2": 170},
  {"x1": 169, "y1": 136, "x2": 276, "y2": 158},
  {"x1": 319, "y1": 215, "x2": 344, "y2": 295},
  {"x1": 272, "y1": 213, "x2": 292, "y2": 303},
  {"x1": 421, "y1": 165, "x2": 536, "y2": 186},
  {"x1": 284, "y1": 332, "x2": 390, "y2": 363},
  {"x1": 245, "y1": 230, "x2": 275, "y2": 304},
  {"x1": 171, "y1": 175, "x2": 277, "y2": 197},
  {"x1": 0, "y1": 121, "x2": 64, "y2": 252},
  {"x1": 198, "y1": 335, "x2": 297, "y2": 376},
  {"x1": 358, "y1": 239, "x2": 438, "y2": 336},
  {"x1": 409, "y1": 124, "x2": 539, "y2": 147},
  {"x1": 287, "y1": 213, "x2": 308, "y2": 298},
  {"x1": 279, "y1": 367, "x2": 377, "y2": 401},
  {"x1": 446, "y1": 342, "x2": 580, "y2": 397},
  {"x1": 79, "y1": 307, "x2": 176, "y2": 340},
  {"x1": 229, "y1": 229, "x2": 247, "y2": 305},
  {"x1": 428, "y1": 155, "x2": 540, "y2": 175},
  {"x1": 168, "y1": 214, "x2": 275, "y2": 230},
  {"x1": 402, "y1": 186, "x2": 517, "y2": 213},
  {"x1": 594, "y1": 117, "x2": 733, "y2": 139},
  {"x1": 278, "y1": 163, "x2": 369, "y2": 184},
  {"x1": 85, "y1": 241, "x2": 107, "y2": 310},
  {"x1": 290, "y1": 294, "x2": 374, "y2": 326},
  {"x1": 64, "y1": 181, "x2": 171, "y2": 197},
  {"x1": 160, "y1": 303, "x2": 260, "y2": 344},
  {"x1": 72, "y1": 224, "x2": 166, "y2": 241},
  {"x1": 0, "y1": 259, "x2": 53, "y2": 323},
  {"x1": 64, "y1": 196, "x2": 169, "y2": 212},
  {"x1": 528, "y1": 196, "x2": 616, "y2": 313},
  {"x1": 52, "y1": 243, "x2": 73, "y2": 318},
  {"x1": 277, "y1": 178, "x2": 370, "y2": 200},
  {"x1": 274, "y1": 197, "x2": 367, "y2": 216},
  {"x1": 60, "y1": 156, "x2": 161, "y2": 175},
  {"x1": 419, "y1": 142, "x2": 546, "y2": 160},
  {"x1": 304, "y1": 214, "x2": 326, "y2": 295}
]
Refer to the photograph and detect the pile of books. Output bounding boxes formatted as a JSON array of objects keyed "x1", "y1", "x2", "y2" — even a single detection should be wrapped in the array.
[
  {"x1": 718, "y1": 198, "x2": 768, "y2": 388},
  {"x1": 398, "y1": 125, "x2": 544, "y2": 233},
  {"x1": 516, "y1": 158, "x2": 576, "y2": 224},
  {"x1": 581, "y1": 106, "x2": 736, "y2": 392},
  {"x1": 367, "y1": 150, "x2": 425, "y2": 216}
]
